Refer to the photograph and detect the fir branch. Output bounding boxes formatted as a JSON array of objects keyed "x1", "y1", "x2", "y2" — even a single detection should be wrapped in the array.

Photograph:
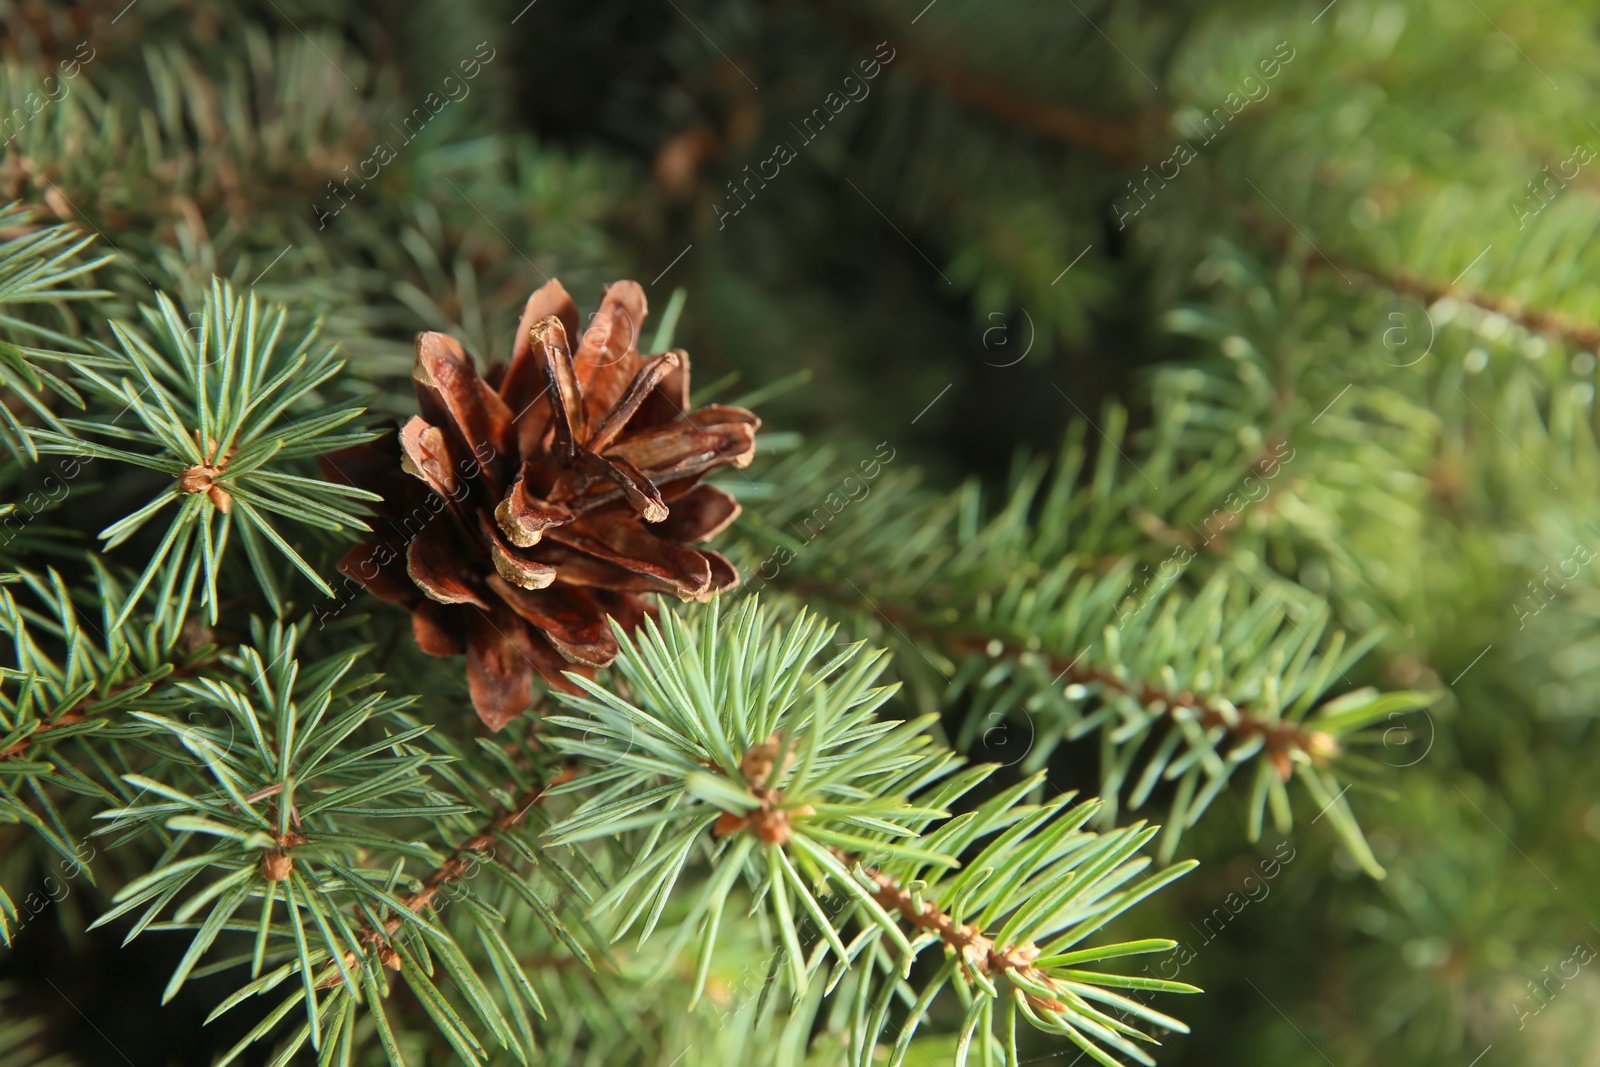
[
  {"x1": 0, "y1": 563, "x2": 219, "y2": 902},
  {"x1": 801, "y1": 572, "x2": 1338, "y2": 774},
  {"x1": 837, "y1": 845, "x2": 1087, "y2": 1018},
  {"x1": 1239, "y1": 201, "x2": 1600, "y2": 355},
  {"x1": 935, "y1": 626, "x2": 1333, "y2": 780},
  {"x1": 731, "y1": 438, "x2": 1433, "y2": 873},
  {"x1": 0, "y1": 200, "x2": 110, "y2": 460},
  {"x1": 838, "y1": 844, "x2": 1203, "y2": 1043},
  {"x1": 1353, "y1": 261, "x2": 1600, "y2": 354},
  {"x1": 893, "y1": 39, "x2": 1149, "y2": 163},
  {"x1": 82, "y1": 620, "x2": 548, "y2": 1061},
  {"x1": 26, "y1": 279, "x2": 381, "y2": 629},
  {"x1": 0, "y1": 653, "x2": 211, "y2": 762},
  {"x1": 814, "y1": 0, "x2": 1153, "y2": 162},
  {"x1": 546, "y1": 598, "x2": 1197, "y2": 1066},
  {"x1": 323, "y1": 761, "x2": 579, "y2": 983}
]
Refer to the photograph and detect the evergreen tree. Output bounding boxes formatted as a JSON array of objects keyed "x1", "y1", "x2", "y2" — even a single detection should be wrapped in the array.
[{"x1": 0, "y1": 2, "x2": 1594, "y2": 1065}]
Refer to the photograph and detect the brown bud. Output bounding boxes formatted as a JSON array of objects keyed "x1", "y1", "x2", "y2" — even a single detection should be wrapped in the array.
[
  {"x1": 379, "y1": 946, "x2": 402, "y2": 971},
  {"x1": 741, "y1": 732, "x2": 794, "y2": 790},
  {"x1": 750, "y1": 807, "x2": 792, "y2": 845},
  {"x1": 713, "y1": 810, "x2": 748, "y2": 838},
  {"x1": 260, "y1": 851, "x2": 293, "y2": 881},
  {"x1": 654, "y1": 126, "x2": 719, "y2": 198},
  {"x1": 179, "y1": 619, "x2": 215, "y2": 653},
  {"x1": 179, "y1": 463, "x2": 218, "y2": 494},
  {"x1": 43, "y1": 185, "x2": 71, "y2": 220}
]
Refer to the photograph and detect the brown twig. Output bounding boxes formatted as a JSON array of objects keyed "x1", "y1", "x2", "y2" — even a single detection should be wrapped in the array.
[
  {"x1": 0, "y1": 657, "x2": 215, "y2": 762},
  {"x1": 1238, "y1": 199, "x2": 1600, "y2": 354},
  {"x1": 935, "y1": 629, "x2": 1330, "y2": 780},
  {"x1": 826, "y1": 846, "x2": 1072, "y2": 1014},
  {"x1": 319, "y1": 763, "x2": 578, "y2": 986},
  {"x1": 782, "y1": 579, "x2": 1332, "y2": 779},
  {"x1": 897, "y1": 47, "x2": 1150, "y2": 163},
  {"x1": 810, "y1": 0, "x2": 1155, "y2": 163},
  {"x1": 1357, "y1": 262, "x2": 1600, "y2": 353},
  {"x1": 709, "y1": 738, "x2": 1065, "y2": 1005}
]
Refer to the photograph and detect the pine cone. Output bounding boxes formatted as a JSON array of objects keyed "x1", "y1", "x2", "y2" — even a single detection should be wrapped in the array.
[{"x1": 324, "y1": 279, "x2": 757, "y2": 729}]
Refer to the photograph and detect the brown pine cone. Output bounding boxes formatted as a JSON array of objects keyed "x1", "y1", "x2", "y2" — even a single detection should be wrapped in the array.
[{"x1": 323, "y1": 279, "x2": 757, "y2": 729}]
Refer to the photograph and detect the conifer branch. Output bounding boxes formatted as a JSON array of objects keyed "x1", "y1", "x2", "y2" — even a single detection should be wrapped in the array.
[
  {"x1": 814, "y1": 0, "x2": 1153, "y2": 162},
  {"x1": 784, "y1": 564, "x2": 1328, "y2": 757},
  {"x1": 732, "y1": 439, "x2": 1432, "y2": 873},
  {"x1": 324, "y1": 762, "x2": 579, "y2": 984},
  {"x1": 779, "y1": 574, "x2": 1338, "y2": 778},
  {"x1": 547, "y1": 600, "x2": 1200, "y2": 1065},
  {"x1": 938, "y1": 628, "x2": 1336, "y2": 780},
  {"x1": 0, "y1": 201, "x2": 111, "y2": 460},
  {"x1": 1239, "y1": 201, "x2": 1600, "y2": 353},
  {"x1": 0, "y1": 655, "x2": 212, "y2": 762},
  {"x1": 898, "y1": 46, "x2": 1149, "y2": 163},
  {"x1": 1354, "y1": 261, "x2": 1600, "y2": 353},
  {"x1": 833, "y1": 845, "x2": 1074, "y2": 1016},
  {"x1": 26, "y1": 279, "x2": 382, "y2": 628}
]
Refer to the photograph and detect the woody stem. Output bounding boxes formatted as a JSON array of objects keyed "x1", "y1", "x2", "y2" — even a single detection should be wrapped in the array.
[
  {"x1": 828, "y1": 847, "x2": 1071, "y2": 1014},
  {"x1": 319, "y1": 763, "x2": 577, "y2": 986}
]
